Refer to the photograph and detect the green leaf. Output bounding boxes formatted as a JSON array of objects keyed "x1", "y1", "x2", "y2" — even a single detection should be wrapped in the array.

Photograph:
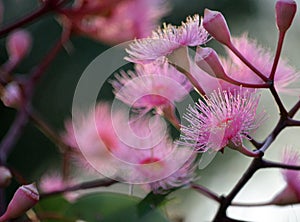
[
  {"x1": 137, "y1": 190, "x2": 174, "y2": 217},
  {"x1": 66, "y1": 192, "x2": 169, "y2": 222},
  {"x1": 34, "y1": 195, "x2": 73, "y2": 222}
]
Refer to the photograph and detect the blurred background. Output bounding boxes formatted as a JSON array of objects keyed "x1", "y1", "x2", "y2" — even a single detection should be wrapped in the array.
[{"x1": 0, "y1": 0, "x2": 300, "y2": 221}]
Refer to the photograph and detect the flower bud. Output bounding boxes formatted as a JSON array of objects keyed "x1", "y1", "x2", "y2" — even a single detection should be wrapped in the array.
[
  {"x1": 0, "y1": 82, "x2": 22, "y2": 108},
  {"x1": 0, "y1": 167, "x2": 12, "y2": 188},
  {"x1": 203, "y1": 9, "x2": 231, "y2": 45},
  {"x1": 195, "y1": 47, "x2": 227, "y2": 80},
  {"x1": 0, "y1": 183, "x2": 39, "y2": 221},
  {"x1": 275, "y1": 0, "x2": 297, "y2": 32},
  {"x1": 6, "y1": 29, "x2": 32, "y2": 63}
]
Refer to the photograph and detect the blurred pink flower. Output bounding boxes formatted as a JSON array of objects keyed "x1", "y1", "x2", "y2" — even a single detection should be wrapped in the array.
[
  {"x1": 61, "y1": 0, "x2": 169, "y2": 45},
  {"x1": 223, "y1": 34, "x2": 300, "y2": 94},
  {"x1": 125, "y1": 135, "x2": 196, "y2": 193},
  {"x1": 62, "y1": 103, "x2": 122, "y2": 171},
  {"x1": 125, "y1": 14, "x2": 210, "y2": 63},
  {"x1": 180, "y1": 88, "x2": 264, "y2": 153},
  {"x1": 191, "y1": 34, "x2": 300, "y2": 95},
  {"x1": 111, "y1": 59, "x2": 192, "y2": 112},
  {"x1": 39, "y1": 173, "x2": 68, "y2": 193},
  {"x1": 146, "y1": 153, "x2": 197, "y2": 194},
  {"x1": 272, "y1": 149, "x2": 300, "y2": 205}
]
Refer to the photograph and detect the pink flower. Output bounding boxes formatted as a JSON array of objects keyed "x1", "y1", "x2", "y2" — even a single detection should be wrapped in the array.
[
  {"x1": 39, "y1": 173, "x2": 68, "y2": 193},
  {"x1": 0, "y1": 183, "x2": 39, "y2": 221},
  {"x1": 192, "y1": 34, "x2": 300, "y2": 95},
  {"x1": 180, "y1": 88, "x2": 264, "y2": 153},
  {"x1": 111, "y1": 59, "x2": 192, "y2": 112},
  {"x1": 61, "y1": 0, "x2": 169, "y2": 45},
  {"x1": 125, "y1": 14, "x2": 210, "y2": 63},
  {"x1": 146, "y1": 153, "x2": 197, "y2": 194},
  {"x1": 124, "y1": 134, "x2": 196, "y2": 193},
  {"x1": 222, "y1": 34, "x2": 300, "y2": 94},
  {"x1": 62, "y1": 103, "x2": 122, "y2": 171},
  {"x1": 272, "y1": 149, "x2": 300, "y2": 205}
]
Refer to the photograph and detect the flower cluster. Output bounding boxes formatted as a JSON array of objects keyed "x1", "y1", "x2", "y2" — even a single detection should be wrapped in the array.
[{"x1": 1, "y1": 0, "x2": 300, "y2": 220}]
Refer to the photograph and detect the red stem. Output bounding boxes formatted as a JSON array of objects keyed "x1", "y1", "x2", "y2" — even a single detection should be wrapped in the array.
[
  {"x1": 40, "y1": 178, "x2": 117, "y2": 198},
  {"x1": 227, "y1": 42, "x2": 269, "y2": 82},
  {"x1": 170, "y1": 62, "x2": 206, "y2": 95},
  {"x1": 269, "y1": 31, "x2": 286, "y2": 80},
  {"x1": 0, "y1": 0, "x2": 67, "y2": 37},
  {"x1": 191, "y1": 183, "x2": 221, "y2": 203}
]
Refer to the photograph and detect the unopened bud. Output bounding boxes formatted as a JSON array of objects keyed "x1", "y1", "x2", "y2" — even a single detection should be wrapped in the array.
[
  {"x1": 275, "y1": 0, "x2": 297, "y2": 32},
  {"x1": 0, "y1": 183, "x2": 39, "y2": 221},
  {"x1": 203, "y1": 9, "x2": 231, "y2": 45},
  {"x1": 195, "y1": 47, "x2": 227, "y2": 79},
  {"x1": 6, "y1": 29, "x2": 32, "y2": 63},
  {"x1": 0, "y1": 82, "x2": 22, "y2": 108},
  {"x1": 0, "y1": 167, "x2": 12, "y2": 188},
  {"x1": 271, "y1": 185, "x2": 300, "y2": 205}
]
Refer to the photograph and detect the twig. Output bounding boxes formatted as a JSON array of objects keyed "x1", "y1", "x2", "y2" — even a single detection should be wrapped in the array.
[
  {"x1": 40, "y1": 178, "x2": 118, "y2": 198},
  {"x1": 191, "y1": 183, "x2": 221, "y2": 203},
  {"x1": 0, "y1": 0, "x2": 67, "y2": 37},
  {"x1": 0, "y1": 107, "x2": 29, "y2": 164},
  {"x1": 269, "y1": 85, "x2": 288, "y2": 117},
  {"x1": 261, "y1": 159, "x2": 300, "y2": 170},
  {"x1": 288, "y1": 99, "x2": 300, "y2": 118}
]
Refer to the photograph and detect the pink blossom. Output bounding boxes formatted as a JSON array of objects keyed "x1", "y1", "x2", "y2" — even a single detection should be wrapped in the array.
[
  {"x1": 6, "y1": 29, "x2": 32, "y2": 62},
  {"x1": 39, "y1": 173, "x2": 68, "y2": 193},
  {"x1": 124, "y1": 134, "x2": 196, "y2": 193},
  {"x1": 180, "y1": 88, "x2": 264, "y2": 153},
  {"x1": 61, "y1": 0, "x2": 169, "y2": 45},
  {"x1": 146, "y1": 153, "x2": 197, "y2": 194},
  {"x1": 272, "y1": 149, "x2": 300, "y2": 205},
  {"x1": 125, "y1": 14, "x2": 210, "y2": 63},
  {"x1": 0, "y1": 183, "x2": 39, "y2": 221},
  {"x1": 62, "y1": 103, "x2": 122, "y2": 171},
  {"x1": 223, "y1": 34, "x2": 300, "y2": 94},
  {"x1": 192, "y1": 34, "x2": 300, "y2": 95},
  {"x1": 111, "y1": 59, "x2": 192, "y2": 112}
]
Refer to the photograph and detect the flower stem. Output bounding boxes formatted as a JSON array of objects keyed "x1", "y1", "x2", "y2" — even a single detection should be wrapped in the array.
[
  {"x1": 231, "y1": 201, "x2": 273, "y2": 207},
  {"x1": 0, "y1": 107, "x2": 29, "y2": 164},
  {"x1": 170, "y1": 62, "x2": 206, "y2": 96},
  {"x1": 227, "y1": 42, "x2": 269, "y2": 82},
  {"x1": 269, "y1": 31, "x2": 286, "y2": 80},
  {"x1": 0, "y1": 0, "x2": 67, "y2": 37},
  {"x1": 40, "y1": 178, "x2": 117, "y2": 198},
  {"x1": 223, "y1": 75, "x2": 270, "y2": 89},
  {"x1": 191, "y1": 183, "x2": 221, "y2": 203}
]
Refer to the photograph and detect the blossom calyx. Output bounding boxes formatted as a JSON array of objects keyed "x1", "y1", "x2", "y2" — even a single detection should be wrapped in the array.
[
  {"x1": 195, "y1": 47, "x2": 227, "y2": 80},
  {"x1": 203, "y1": 9, "x2": 231, "y2": 45},
  {"x1": 6, "y1": 29, "x2": 32, "y2": 63},
  {"x1": 0, "y1": 167, "x2": 12, "y2": 188},
  {"x1": 0, "y1": 82, "x2": 23, "y2": 108},
  {"x1": 275, "y1": 0, "x2": 297, "y2": 32},
  {"x1": 0, "y1": 183, "x2": 39, "y2": 221}
]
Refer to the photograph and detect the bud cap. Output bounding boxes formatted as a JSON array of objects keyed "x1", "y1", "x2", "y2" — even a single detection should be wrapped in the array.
[
  {"x1": 0, "y1": 167, "x2": 12, "y2": 188},
  {"x1": 0, "y1": 183, "x2": 39, "y2": 220},
  {"x1": 275, "y1": 0, "x2": 297, "y2": 32},
  {"x1": 203, "y1": 9, "x2": 231, "y2": 45},
  {"x1": 195, "y1": 46, "x2": 227, "y2": 79},
  {"x1": 6, "y1": 29, "x2": 32, "y2": 63}
]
